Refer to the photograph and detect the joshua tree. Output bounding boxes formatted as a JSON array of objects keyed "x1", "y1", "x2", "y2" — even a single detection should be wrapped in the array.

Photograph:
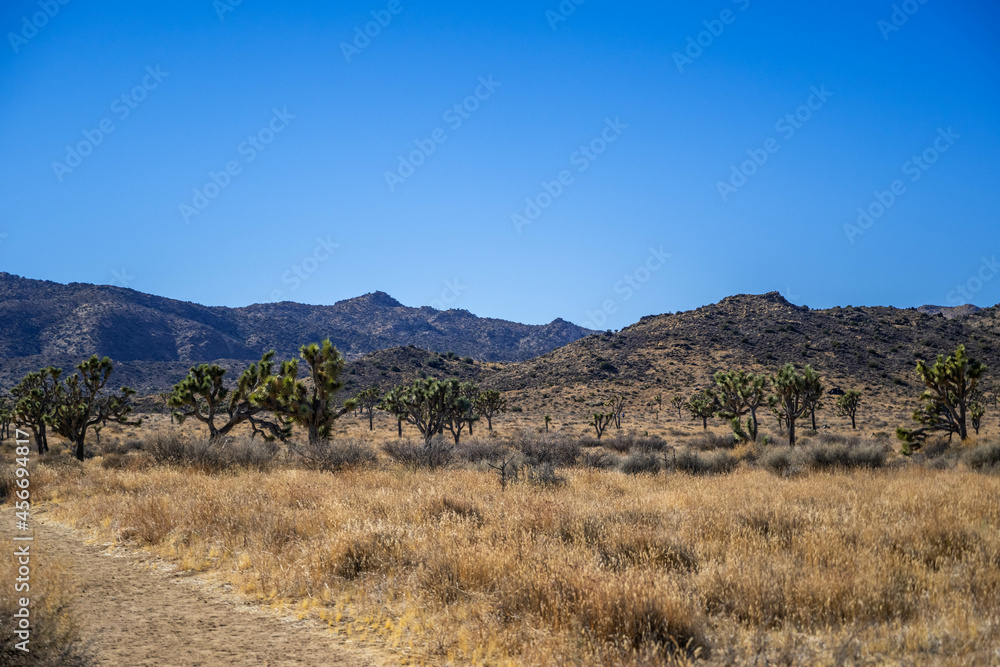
[
  {"x1": 0, "y1": 396, "x2": 12, "y2": 443},
  {"x1": 607, "y1": 394, "x2": 626, "y2": 430},
  {"x1": 653, "y1": 392, "x2": 662, "y2": 421},
  {"x1": 443, "y1": 380, "x2": 477, "y2": 445},
  {"x1": 378, "y1": 386, "x2": 407, "y2": 438},
  {"x1": 169, "y1": 354, "x2": 287, "y2": 442},
  {"x1": 688, "y1": 389, "x2": 717, "y2": 431},
  {"x1": 459, "y1": 382, "x2": 480, "y2": 437},
  {"x1": 168, "y1": 364, "x2": 231, "y2": 441},
  {"x1": 156, "y1": 391, "x2": 174, "y2": 422},
  {"x1": 987, "y1": 382, "x2": 999, "y2": 409},
  {"x1": 11, "y1": 367, "x2": 63, "y2": 454},
  {"x1": 970, "y1": 401, "x2": 986, "y2": 436},
  {"x1": 806, "y1": 379, "x2": 824, "y2": 431},
  {"x1": 770, "y1": 364, "x2": 822, "y2": 446},
  {"x1": 714, "y1": 370, "x2": 768, "y2": 442},
  {"x1": 591, "y1": 412, "x2": 614, "y2": 440},
  {"x1": 836, "y1": 390, "x2": 862, "y2": 430},
  {"x1": 48, "y1": 356, "x2": 140, "y2": 461},
  {"x1": 475, "y1": 390, "x2": 507, "y2": 432},
  {"x1": 251, "y1": 340, "x2": 356, "y2": 444},
  {"x1": 544, "y1": 414, "x2": 552, "y2": 432},
  {"x1": 354, "y1": 385, "x2": 382, "y2": 431},
  {"x1": 671, "y1": 395, "x2": 685, "y2": 420},
  {"x1": 897, "y1": 344, "x2": 986, "y2": 444},
  {"x1": 380, "y1": 378, "x2": 468, "y2": 445}
]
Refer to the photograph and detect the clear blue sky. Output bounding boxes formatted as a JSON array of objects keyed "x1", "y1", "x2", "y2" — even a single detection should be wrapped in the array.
[{"x1": 1, "y1": 0, "x2": 998, "y2": 329}]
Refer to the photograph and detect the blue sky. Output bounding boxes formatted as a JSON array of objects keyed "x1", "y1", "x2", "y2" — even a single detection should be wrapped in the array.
[{"x1": 1, "y1": 0, "x2": 998, "y2": 329}]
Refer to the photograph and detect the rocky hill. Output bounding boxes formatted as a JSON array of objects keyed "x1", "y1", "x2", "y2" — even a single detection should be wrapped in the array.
[
  {"x1": 0, "y1": 273, "x2": 593, "y2": 392},
  {"x1": 484, "y1": 293, "x2": 1000, "y2": 421},
  {"x1": 2, "y1": 275, "x2": 996, "y2": 423}
]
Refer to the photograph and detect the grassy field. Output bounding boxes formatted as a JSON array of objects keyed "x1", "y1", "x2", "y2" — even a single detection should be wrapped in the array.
[{"x1": 8, "y1": 415, "x2": 1000, "y2": 665}]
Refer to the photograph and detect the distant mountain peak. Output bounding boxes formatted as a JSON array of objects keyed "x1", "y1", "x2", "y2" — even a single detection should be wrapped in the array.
[
  {"x1": 346, "y1": 291, "x2": 404, "y2": 308},
  {"x1": 714, "y1": 292, "x2": 796, "y2": 311}
]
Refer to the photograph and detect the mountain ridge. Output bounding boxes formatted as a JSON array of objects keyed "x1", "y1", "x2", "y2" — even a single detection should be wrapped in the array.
[{"x1": 0, "y1": 273, "x2": 594, "y2": 385}]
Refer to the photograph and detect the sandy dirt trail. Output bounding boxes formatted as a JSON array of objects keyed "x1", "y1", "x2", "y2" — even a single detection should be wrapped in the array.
[{"x1": 16, "y1": 512, "x2": 387, "y2": 666}]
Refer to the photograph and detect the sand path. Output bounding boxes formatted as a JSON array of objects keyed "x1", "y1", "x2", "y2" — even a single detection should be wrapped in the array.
[{"x1": 16, "y1": 513, "x2": 386, "y2": 666}]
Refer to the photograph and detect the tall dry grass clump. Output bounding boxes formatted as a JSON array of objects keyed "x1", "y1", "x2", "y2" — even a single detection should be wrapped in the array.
[
  {"x1": 0, "y1": 548, "x2": 92, "y2": 666},
  {"x1": 33, "y1": 452, "x2": 1000, "y2": 665}
]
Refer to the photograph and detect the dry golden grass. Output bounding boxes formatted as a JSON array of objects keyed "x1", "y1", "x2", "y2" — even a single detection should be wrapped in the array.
[
  {"x1": 0, "y1": 533, "x2": 93, "y2": 665},
  {"x1": 30, "y1": 446, "x2": 1000, "y2": 665}
]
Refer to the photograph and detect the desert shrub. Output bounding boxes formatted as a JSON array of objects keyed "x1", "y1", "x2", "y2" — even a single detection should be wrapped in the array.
[
  {"x1": 0, "y1": 556, "x2": 93, "y2": 666},
  {"x1": 814, "y1": 432, "x2": 858, "y2": 447},
  {"x1": 456, "y1": 437, "x2": 506, "y2": 464},
  {"x1": 522, "y1": 462, "x2": 567, "y2": 487},
  {"x1": 582, "y1": 450, "x2": 618, "y2": 470},
  {"x1": 795, "y1": 442, "x2": 886, "y2": 471},
  {"x1": 100, "y1": 452, "x2": 125, "y2": 470},
  {"x1": 674, "y1": 449, "x2": 737, "y2": 475},
  {"x1": 578, "y1": 577, "x2": 708, "y2": 660},
  {"x1": 382, "y1": 438, "x2": 453, "y2": 469},
  {"x1": 38, "y1": 451, "x2": 85, "y2": 469},
  {"x1": 424, "y1": 495, "x2": 484, "y2": 524},
  {"x1": 603, "y1": 433, "x2": 670, "y2": 454},
  {"x1": 332, "y1": 531, "x2": 404, "y2": 580},
  {"x1": 0, "y1": 467, "x2": 15, "y2": 504},
  {"x1": 686, "y1": 432, "x2": 736, "y2": 451},
  {"x1": 965, "y1": 441, "x2": 1000, "y2": 471},
  {"x1": 293, "y1": 438, "x2": 377, "y2": 472},
  {"x1": 633, "y1": 435, "x2": 670, "y2": 453},
  {"x1": 145, "y1": 432, "x2": 277, "y2": 472},
  {"x1": 578, "y1": 436, "x2": 603, "y2": 448},
  {"x1": 621, "y1": 452, "x2": 662, "y2": 475},
  {"x1": 144, "y1": 431, "x2": 190, "y2": 465},
  {"x1": 100, "y1": 438, "x2": 144, "y2": 456},
  {"x1": 603, "y1": 435, "x2": 633, "y2": 453},
  {"x1": 922, "y1": 437, "x2": 953, "y2": 459},
  {"x1": 122, "y1": 452, "x2": 153, "y2": 472},
  {"x1": 596, "y1": 533, "x2": 698, "y2": 573},
  {"x1": 510, "y1": 430, "x2": 580, "y2": 467},
  {"x1": 760, "y1": 447, "x2": 793, "y2": 474}
]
